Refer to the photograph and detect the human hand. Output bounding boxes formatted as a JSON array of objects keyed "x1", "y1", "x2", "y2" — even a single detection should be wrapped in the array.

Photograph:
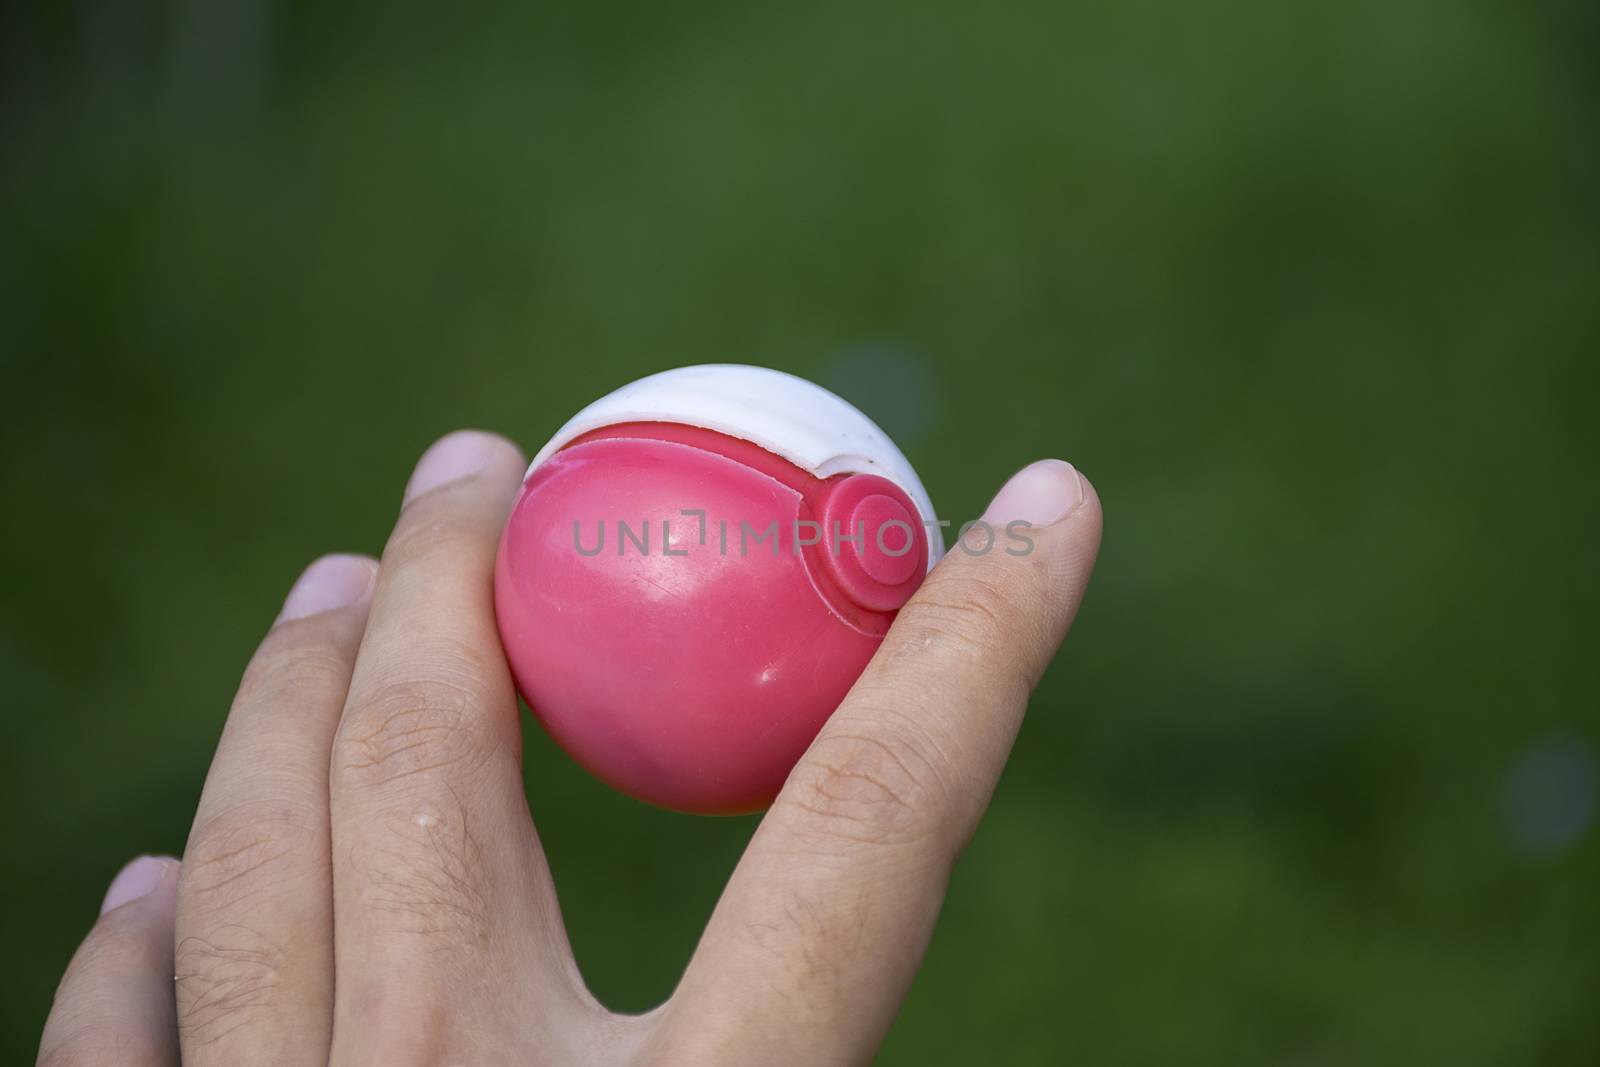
[{"x1": 38, "y1": 430, "x2": 1101, "y2": 1066}]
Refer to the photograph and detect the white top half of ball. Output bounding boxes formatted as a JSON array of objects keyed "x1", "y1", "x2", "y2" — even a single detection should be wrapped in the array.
[{"x1": 530, "y1": 364, "x2": 944, "y2": 561}]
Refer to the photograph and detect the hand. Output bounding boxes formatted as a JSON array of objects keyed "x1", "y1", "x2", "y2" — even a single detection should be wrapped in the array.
[{"x1": 38, "y1": 431, "x2": 1101, "y2": 1067}]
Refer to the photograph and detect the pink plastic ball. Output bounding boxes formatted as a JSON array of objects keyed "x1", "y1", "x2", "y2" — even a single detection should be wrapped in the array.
[{"x1": 494, "y1": 366, "x2": 940, "y2": 813}]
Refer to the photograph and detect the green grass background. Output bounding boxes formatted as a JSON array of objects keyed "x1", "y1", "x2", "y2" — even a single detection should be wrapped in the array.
[{"x1": 3, "y1": 1, "x2": 1598, "y2": 1061}]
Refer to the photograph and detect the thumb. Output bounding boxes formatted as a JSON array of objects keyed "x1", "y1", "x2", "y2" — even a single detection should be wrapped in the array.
[
  {"x1": 656, "y1": 459, "x2": 1101, "y2": 1067},
  {"x1": 808, "y1": 457, "x2": 1103, "y2": 853}
]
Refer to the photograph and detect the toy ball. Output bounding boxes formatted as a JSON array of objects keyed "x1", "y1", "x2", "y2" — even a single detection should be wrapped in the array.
[{"x1": 494, "y1": 364, "x2": 943, "y2": 814}]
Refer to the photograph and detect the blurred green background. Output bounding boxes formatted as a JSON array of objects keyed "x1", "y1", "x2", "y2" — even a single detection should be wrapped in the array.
[{"x1": 4, "y1": 0, "x2": 1598, "y2": 1062}]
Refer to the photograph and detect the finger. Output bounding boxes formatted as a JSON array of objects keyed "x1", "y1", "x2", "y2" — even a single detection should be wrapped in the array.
[
  {"x1": 174, "y1": 554, "x2": 377, "y2": 1066},
  {"x1": 329, "y1": 431, "x2": 588, "y2": 1064},
  {"x1": 660, "y1": 460, "x2": 1102, "y2": 1065},
  {"x1": 39, "y1": 856, "x2": 181, "y2": 1067}
]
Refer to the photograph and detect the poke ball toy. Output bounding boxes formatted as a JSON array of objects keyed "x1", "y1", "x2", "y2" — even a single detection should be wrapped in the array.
[{"x1": 494, "y1": 364, "x2": 944, "y2": 814}]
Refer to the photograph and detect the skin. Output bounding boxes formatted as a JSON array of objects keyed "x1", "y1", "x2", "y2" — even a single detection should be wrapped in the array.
[{"x1": 38, "y1": 430, "x2": 1102, "y2": 1067}]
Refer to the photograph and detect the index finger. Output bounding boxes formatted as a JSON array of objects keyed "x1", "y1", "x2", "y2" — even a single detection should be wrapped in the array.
[
  {"x1": 655, "y1": 460, "x2": 1102, "y2": 1065},
  {"x1": 327, "y1": 431, "x2": 589, "y2": 1062}
]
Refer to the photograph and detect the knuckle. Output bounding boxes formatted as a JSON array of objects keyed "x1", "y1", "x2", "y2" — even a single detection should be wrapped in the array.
[
  {"x1": 348, "y1": 799, "x2": 491, "y2": 946},
  {"x1": 384, "y1": 509, "x2": 487, "y2": 571},
  {"x1": 336, "y1": 673, "x2": 497, "y2": 787},
  {"x1": 174, "y1": 924, "x2": 283, "y2": 1051},
  {"x1": 58, "y1": 921, "x2": 162, "y2": 998},
  {"x1": 894, "y1": 567, "x2": 1043, "y2": 692},
  {"x1": 72, "y1": 922, "x2": 152, "y2": 975},
  {"x1": 906, "y1": 570, "x2": 1018, "y2": 646},
  {"x1": 181, "y1": 803, "x2": 320, "y2": 913},
  {"x1": 783, "y1": 723, "x2": 950, "y2": 850},
  {"x1": 236, "y1": 632, "x2": 355, "y2": 709}
]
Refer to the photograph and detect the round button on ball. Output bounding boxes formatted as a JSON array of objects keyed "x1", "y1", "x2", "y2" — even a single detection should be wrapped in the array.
[
  {"x1": 851, "y1": 494, "x2": 921, "y2": 586},
  {"x1": 816, "y1": 473, "x2": 928, "y2": 615}
]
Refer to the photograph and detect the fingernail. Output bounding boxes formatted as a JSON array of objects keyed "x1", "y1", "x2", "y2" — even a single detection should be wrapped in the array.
[
  {"x1": 278, "y1": 554, "x2": 376, "y2": 623},
  {"x1": 982, "y1": 459, "x2": 1086, "y2": 527},
  {"x1": 100, "y1": 856, "x2": 173, "y2": 915},
  {"x1": 404, "y1": 431, "x2": 503, "y2": 506}
]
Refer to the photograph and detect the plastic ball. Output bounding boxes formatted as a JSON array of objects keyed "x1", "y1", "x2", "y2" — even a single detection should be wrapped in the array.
[{"x1": 494, "y1": 365, "x2": 942, "y2": 814}]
